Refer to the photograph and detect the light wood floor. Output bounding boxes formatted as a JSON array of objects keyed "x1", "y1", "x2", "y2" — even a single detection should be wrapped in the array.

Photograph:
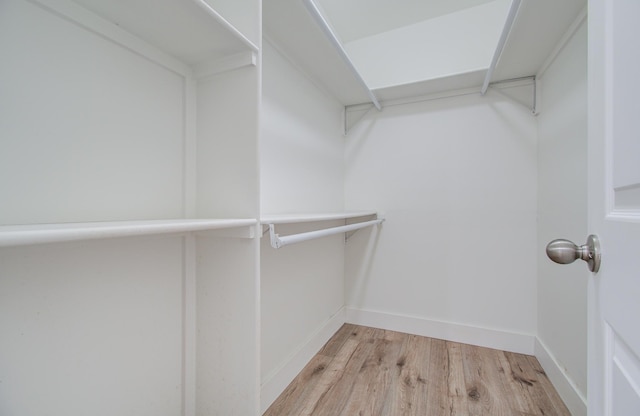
[{"x1": 264, "y1": 324, "x2": 571, "y2": 416}]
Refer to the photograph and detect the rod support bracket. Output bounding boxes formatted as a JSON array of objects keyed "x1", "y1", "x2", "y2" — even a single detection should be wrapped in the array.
[{"x1": 269, "y1": 224, "x2": 284, "y2": 249}]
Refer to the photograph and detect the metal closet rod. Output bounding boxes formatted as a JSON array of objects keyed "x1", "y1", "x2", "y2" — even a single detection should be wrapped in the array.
[
  {"x1": 302, "y1": 0, "x2": 382, "y2": 110},
  {"x1": 269, "y1": 219, "x2": 384, "y2": 249}
]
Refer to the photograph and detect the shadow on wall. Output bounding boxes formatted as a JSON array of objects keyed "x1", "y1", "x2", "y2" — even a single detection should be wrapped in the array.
[
  {"x1": 344, "y1": 91, "x2": 531, "y2": 165},
  {"x1": 345, "y1": 220, "x2": 384, "y2": 310}
]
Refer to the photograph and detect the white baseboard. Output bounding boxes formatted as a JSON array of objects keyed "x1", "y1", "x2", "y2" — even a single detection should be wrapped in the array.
[
  {"x1": 535, "y1": 338, "x2": 587, "y2": 416},
  {"x1": 260, "y1": 308, "x2": 346, "y2": 414},
  {"x1": 345, "y1": 307, "x2": 535, "y2": 355}
]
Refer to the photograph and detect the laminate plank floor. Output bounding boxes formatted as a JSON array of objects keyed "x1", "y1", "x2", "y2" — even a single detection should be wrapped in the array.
[{"x1": 264, "y1": 324, "x2": 571, "y2": 416}]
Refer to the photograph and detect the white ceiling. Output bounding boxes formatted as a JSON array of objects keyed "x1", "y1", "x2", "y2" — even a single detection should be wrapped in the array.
[
  {"x1": 264, "y1": 0, "x2": 588, "y2": 106},
  {"x1": 315, "y1": 0, "x2": 496, "y2": 43}
]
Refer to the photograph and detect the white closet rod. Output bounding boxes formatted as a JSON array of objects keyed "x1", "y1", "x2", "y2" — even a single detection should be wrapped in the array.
[
  {"x1": 302, "y1": 0, "x2": 382, "y2": 110},
  {"x1": 269, "y1": 219, "x2": 384, "y2": 249},
  {"x1": 481, "y1": 0, "x2": 522, "y2": 95}
]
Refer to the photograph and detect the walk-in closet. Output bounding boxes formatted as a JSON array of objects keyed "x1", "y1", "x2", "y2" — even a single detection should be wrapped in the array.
[{"x1": 0, "y1": 0, "x2": 607, "y2": 415}]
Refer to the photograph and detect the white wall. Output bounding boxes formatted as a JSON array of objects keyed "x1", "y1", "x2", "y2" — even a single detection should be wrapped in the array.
[
  {"x1": 0, "y1": 237, "x2": 184, "y2": 416},
  {"x1": 260, "y1": 41, "x2": 344, "y2": 215},
  {"x1": 197, "y1": 236, "x2": 259, "y2": 416},
  {"x1": 344, "y1": 92, "x2": 538, "y2": 344},
  {"x1": 197, "y1": 65, "x2": 261, "y2": 218},
  {"x1": 343, "y1": 0, "x2": 509, "y2": 90},
  {"x1": 0, "y1": 0, "x2": 185, "y2": 224},
  {"x1": 259, "y1": 40, "x2": 345, "y2": 409},
  {"x1": 536, "y1": 20, "x2": 588, "y2": 410}
]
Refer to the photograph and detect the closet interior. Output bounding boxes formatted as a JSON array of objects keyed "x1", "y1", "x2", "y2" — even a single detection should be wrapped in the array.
[{"x1": 1, "y1": 0, "x2": 588, "y2": 415}]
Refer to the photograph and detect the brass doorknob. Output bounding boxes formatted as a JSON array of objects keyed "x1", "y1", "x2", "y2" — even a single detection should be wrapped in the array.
[{"x1": 546, "y1": 235, "x2": 601, "y2": 273}]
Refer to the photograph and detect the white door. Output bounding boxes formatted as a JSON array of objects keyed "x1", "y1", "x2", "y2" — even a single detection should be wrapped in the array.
[{"x1": 588, "y1": 0, "x2": 640, "y2": 414}]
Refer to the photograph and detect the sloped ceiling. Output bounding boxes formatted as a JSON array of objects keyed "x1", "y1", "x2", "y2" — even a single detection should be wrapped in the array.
[{"x1": 315, "y1": 0, "x2": 496, "y2": 43}]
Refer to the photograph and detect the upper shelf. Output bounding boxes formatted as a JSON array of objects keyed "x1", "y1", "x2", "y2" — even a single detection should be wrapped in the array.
[
  {"x1": 264, "y1": 0, "x2": 586, "y2": 106},
  {"x1": 0, "y1": 219, "x2": 257, "y2": 247},
  {"x1": 40, "y1": 0, "x2": 258, "y2": 68},
  {"x1": 491, "y1": 0, "x2": 586, "y2": 81},
  {"x1": 261, "y1": 211, "x2": 378, "y2": 225},
  {"x1": 263, "y1": 0, "x2": 372, "y2": 106}
]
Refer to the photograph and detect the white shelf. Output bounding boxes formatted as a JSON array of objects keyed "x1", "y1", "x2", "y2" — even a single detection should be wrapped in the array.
[
  {"x1": 43, "y1": 0, "x2": 258, "y2": 68},
  {"x1": 0, "y1": 219, "x2": 257, "y2": 248},
  {"x1": 260, "y1": 211, "x2": 378, "y2": 225}
]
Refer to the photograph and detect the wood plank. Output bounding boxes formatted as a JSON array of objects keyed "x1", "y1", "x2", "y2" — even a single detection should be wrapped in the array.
[
  {"x1": 505, "y1": 352, "x2": 551, "y2": 415},
  {"x1": 445, "y1": 341, "x2": 471, "y2": 415},
  {"x1": 380, "y1": 333, "x2": 430, "y2": 415},
  {"x1": 262, "y1": 354, "x2": 333, "y2": 416},
  {"x1": 425, "y1": 339, "x2": 453, "y2": 414},
  {"x1": 525, "y1": 354, "x2": 571, "y2": 414},
  {"x1": 494, "y1": 350, "x2": 539, "y2": 415},
  {"x1": 337, "y1": 329, "x2": 406, "y2": 415},
  {"x1": 292, "y1": 337, "x2": 360, "y2": 415},
  {"x1": 461, "y1": 342, "x2": 492, "y2": 415},
  {"x1": 505, "y1": 352, "x2": 570, "y2": 415},
  {"x1": 317, "y1": 323, "x2": 358, "y2": 357},
  {"x1": 460, "y1": 342, "x2": 516, "y2": 416},
  {"x1": 297, "y1": 326, "x2": 383, "y2": 415}
]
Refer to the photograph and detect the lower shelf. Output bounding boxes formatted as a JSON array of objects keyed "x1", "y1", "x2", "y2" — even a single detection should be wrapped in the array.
[{"x1": 0, "y1": 218, "x2": 257, "y2": 247}]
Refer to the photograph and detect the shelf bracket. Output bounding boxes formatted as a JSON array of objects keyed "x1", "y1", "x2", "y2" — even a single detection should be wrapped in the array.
[
  {"x1": 486, "y1": 76, "x2": 537, "y2": 114},
  {"x1": 344, "y1": 103, "x2": 376, "y2": 135},
  {"x1": 194, "y1": 51, "x2": 257, "y2": 80},
  {"x1": 344, "y1": 229, "x2": 359, "y2": 242}
]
